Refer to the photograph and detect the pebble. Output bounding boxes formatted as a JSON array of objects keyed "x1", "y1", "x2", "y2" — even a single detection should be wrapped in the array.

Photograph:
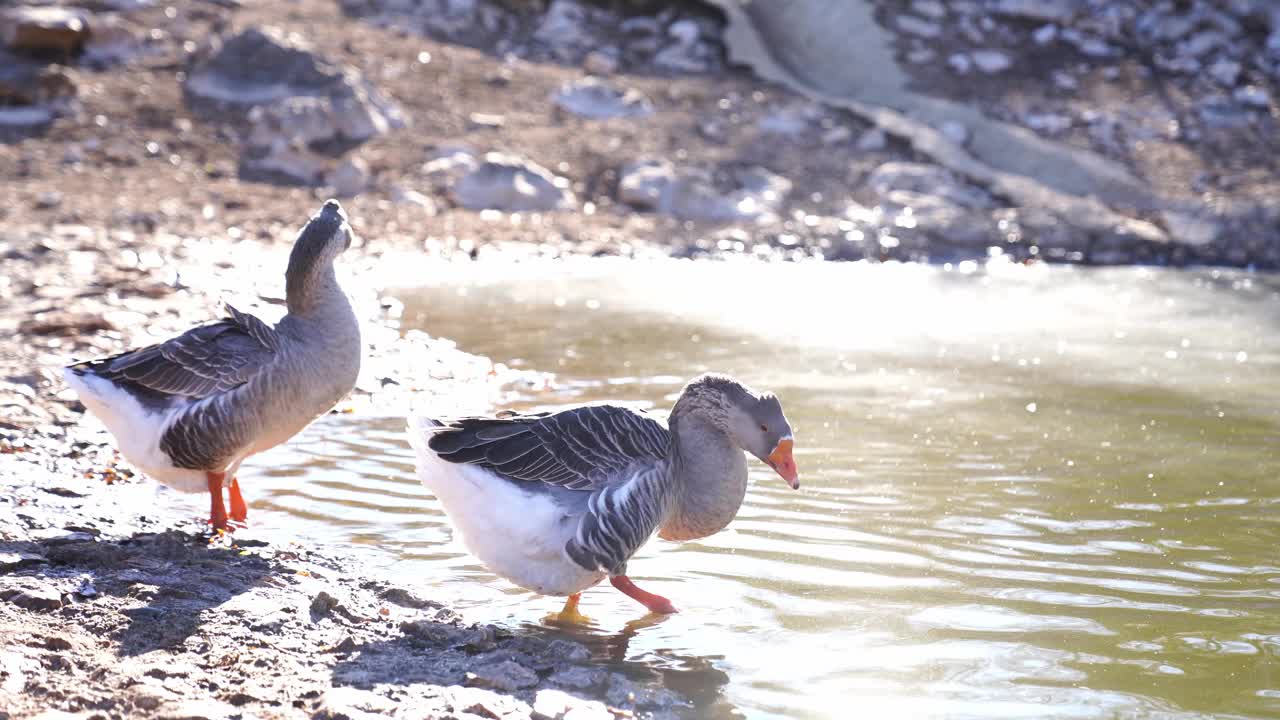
[
  {"x1": 971, "y1": 49, "x2": 1012, "y2": 74},
  {"x1": 1033, "y1": 24, "x2": 1058, "y2": 45},
  {"x1": 532, "y1": 689, "x2": 611, "y2": 720},
  {"x1": 1234, "y1": 85, "x2": 1271, "y2": 108},
  {"x1": 469, "y1": 660, "x2": 539, "y2": 692},
  {"x1": 667, "y1": 19, "x2": 700, "y2": 45},
  {"x1": 939, "y1": 121, "x2": 969, "y2": 145},
  {"x1": 1, "y1": 6, "x2": 89, "y2": 55},
  {"x1": 1025, "y1": 112, "x2": 1073, "y2": 134},
  {"x1": 897, "y1": 15, "x2": 942, "y2": 39},
  {"x1": 947, "y1": 53, "x2": 973, "y2": 74},
  {"x1": 1208, "y1": 59, "x2": 1241, "y2": 87},
  {"x1": 327, "y1": 156, "x2": 370, "y2": 198},
  {"x1": 552, "y1": 76, "x2": 652, "y2": 120},
  {"x1": 910, "y1": 0, "x2": 947, "y2": 20},
  {"x1": 856, "y1": 128, "x2": 888, "y2": 151},
  {"x1": 988, "y1": 0, "x2": 1074, "y2": 23},
  {"x1": 582, "y1": 49, "x2": 619, "y2": 75}
]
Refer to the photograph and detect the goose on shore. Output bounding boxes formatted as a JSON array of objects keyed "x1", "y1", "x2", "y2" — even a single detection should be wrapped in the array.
[
  {"x1": 408, "y1": 373, "x2": 799, "y2": 616},
  {"x1": 63, "y1": 200, "x2": 362, "y2": 531}
]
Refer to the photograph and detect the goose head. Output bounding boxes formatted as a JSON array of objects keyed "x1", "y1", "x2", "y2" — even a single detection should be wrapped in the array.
[{"x1": 677, "y1": 374, "x2": 800, "y2": 489}]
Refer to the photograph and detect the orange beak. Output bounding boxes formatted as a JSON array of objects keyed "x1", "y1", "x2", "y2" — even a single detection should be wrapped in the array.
[{"x1": 766, "y1": 437, "x2": 799, "y2": 489}]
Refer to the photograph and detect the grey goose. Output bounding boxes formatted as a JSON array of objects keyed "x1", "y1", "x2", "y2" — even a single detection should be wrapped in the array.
[
  {"x1": 63, "y1": 200, "x2": 362, "y2": 531},
  {"x1": 408, "y1": 373, "x2": 799, "y2": 617}
]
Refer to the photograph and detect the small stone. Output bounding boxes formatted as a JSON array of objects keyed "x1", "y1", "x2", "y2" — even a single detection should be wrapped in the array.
[
  {"x1": 821, "y1": 125, "x2": 852, "y2": 145},
  {"x1": 911, "y1": 0, "x2": 947, "y2": 20},
  {"x1": 552, "y1": 77, "x2": 652, "y2": 120},
  {"x1": 1208, "y1": 59, "x2": 1241, "y2": 87},
  {"x1": 1032, "y1": 24, "x2": 1058, "y2": 45},
  {"x1": 468, "y1": 112, "x2": 505, "y2": 129},
  {"x1": 469, "y1": 660, "x2": 538, "y2": 692},
  {"x1": 855, "y1": 127, "x2": 888, "y2": 151},
  {"x1": 153, "y1": 699, "x2": 241, "y2": 720},
  {"x1": 35, "y1": 191, "x2": 62, "y2": 209},
  {"x1": 582, "y1": 49, "x2": 619, "y2": 75},
  {"x1": 549, "y1": 665, "x2": 606, "y2": 690},
  {"x1": 28, "y1": 528, "x2": 95, "y2": 544},
  {"x1": 988, "y1": 0, "x2": 1074, "y2": 23},
  {"x1": 667, "y1": 19, "x2": 700, "y2": 45},
  {"x1": 970, "y1": 50, "x2": 1012, "y2": 74},
  {"x1": 1024, "y1": 112, "x2": 1072, "y2": 135},
  {"x1": 389, "y1": 186, "x2": 436, "y2": 212},
  {"x1": 947, "y1": 53, "x2": 972, "y2": 74},
  {"x1": 905, "y1": 48, "x2": 936, "y2": 64},
  {"x1": 897, "y1": 15, "x2": 942, "y2": 38},
  {"x1": 1234, "y1": 85, "x2": 1271, "y2": 109},
  {"x1": 1052, "y1": 71, "x2": 1079, "y2": 90},
  {"x1": 1, "y1": 6, "x2": 89, "y2": 56},
  {"x1": 311, "y1": 590, "x2": 340, "y2": 618}
]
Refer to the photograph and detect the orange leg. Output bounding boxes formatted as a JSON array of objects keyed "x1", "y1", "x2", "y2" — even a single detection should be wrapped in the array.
[
  {"x1": 206, "y1": 472, "x2": 228, "y2": 531},
  {"x1": 228, "y1": 477, "x2": 248, "y2": 524},
  {"x1": 610, "y1": 576, "x2": 678, "y2": 614}
]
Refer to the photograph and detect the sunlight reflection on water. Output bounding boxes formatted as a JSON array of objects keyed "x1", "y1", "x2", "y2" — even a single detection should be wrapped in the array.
[{"x1": 241, "y1": 259, "x2": 1280, "y2": 719}]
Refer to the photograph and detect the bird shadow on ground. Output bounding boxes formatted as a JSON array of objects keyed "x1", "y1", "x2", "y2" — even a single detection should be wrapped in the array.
[
  {"x1": 327, "y1": 606, "x2": 735, "y2": 717},
  {"x1": 0, "y1": 529, "x2": 285, "y2": 657}
]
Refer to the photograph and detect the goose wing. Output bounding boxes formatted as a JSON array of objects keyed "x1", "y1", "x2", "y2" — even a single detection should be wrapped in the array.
[
  {"x1": 66, "y1": 304, "x2": 279, "y2": 401},
  {"x1": 426, "y1": 404, "x2": 670, "y2": 491}
]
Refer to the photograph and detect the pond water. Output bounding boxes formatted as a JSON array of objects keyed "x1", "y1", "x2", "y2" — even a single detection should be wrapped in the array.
[{"x1": 243, "y1": 259, "x2": 1280, "y2": 719}]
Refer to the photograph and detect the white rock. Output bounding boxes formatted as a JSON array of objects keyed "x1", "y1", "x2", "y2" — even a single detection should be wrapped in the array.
[
  {"x1": 454, "y1": 152, "x2": 574, "y2": 212},
  {"x1": 906, "y1": 48, "x2": 937, "y2": 64},
  {"x1": 390, "y1": 186, "x2": 436, "y2": 211},
  {"x1": 988, "y1": 0, "x2": 1073, "y2": 23},
  {"x1": 947, "y1": 53, "x2": 972, "y2": 74},
  {"x1": 897, "y1": 15, "x2": 941, "y2": 38},
  {"x1": 970, "y1": 50, "x2": 1012, "y2": 74}
]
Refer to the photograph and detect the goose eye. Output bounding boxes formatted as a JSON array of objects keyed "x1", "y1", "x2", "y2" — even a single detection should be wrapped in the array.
[{"x1": 759, "y1": 424, "x2": 768, "y2": 432}]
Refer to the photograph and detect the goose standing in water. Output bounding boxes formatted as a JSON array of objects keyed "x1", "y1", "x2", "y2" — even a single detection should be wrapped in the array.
[
  {"x1": 63, "y1": 200, "x2": 362, "y2": 531},
  {"x1": 408, "y1": 374, "x2": 799, "y2": 616}
]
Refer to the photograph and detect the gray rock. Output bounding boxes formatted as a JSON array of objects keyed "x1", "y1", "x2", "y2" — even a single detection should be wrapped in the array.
[
  {"x1": 1208, "y1": 59, "x2": 1241, "y2": 87},
  {"x1": 2, "y1": 584, "x2": 62, "y2": 611},
  {"x1": 1162, "y1": 210, "x2": 1221, "y2": 247},
  {"x1": 1, "y1": 6, "x2": 89, "y2": 56},
  {"x1": 911, "y1": 0, "x2": 947, "y2": 20},
  {"x1": 469, "y1": 660, "x2": 538, "y2": 692},
  {"x1": 327, "y1": 156, "x2": 370, "y2": 198},
  {"x1": 970, "y1": 49, "x2": 1012, "y2": 74},
  {"x1": 866, "y1": 162, "x2": 992, "y2": 209},
  {"x1": 582, "y1": 48, "x2": 619, "y2": 75},
  {"x1": 1181, "y1": 31, "x2": 1225, "y2": 59},
  {"x1": 856, "y1": 127, "x2": 888, "y2": 151},
  {"x1": 29, "y1": 528, "x2": 95, "y2": 545},
  {"x1": 880, "y1": 191, "x2": 996, "y2": 249},
  {"x1": 454, "y1": 152, "x2": 574, "y2": 212},
  {"x1": 1234, "y1": 85, "x2": 1271, "y2": 108},
  {"x1": 552, "y1": 77, "x2": 652, "y2": 120},
  {"x1": 667, "y1": 19, "x2": 700, "y2": 45},
  {"x1": 187, "y1": 26, "x2": 406, "y2": 139},
  {"x1": 0, "y1": 550, "x2": 46, "y2": 571},
  {"x1": 757, "y1": 104, "x2": 816, "y2": 137},
  {"x1": 389, "y1": 186, "x2": 437, "y2": 212},
  {"x1": 82, "y1": 15, "x2": 143, "y2": 67},
  {"x1": 618, "y1": 160, "x2": 791, "y2": 222},
  {"x1": 989, "y1": 0, "x2": 1077, "y2": 23},
  {"x1": 549, "y1": 665, "x2": 606, "y2": 689},
  {"x1": 243, "y1": 141, "x2": 329, "y2": 185},
  {"x1": 153, "y1": 699, "x2": 242, "y2": 720},
  {"x1": 905, "y1": 48, "x2": 937, "y2": 64},
  {"x1": 1024, "y1": 112, "x2": 1072, "y2": 135},
  {"x1": 947, "y1": 53, "x2": 972, "y2": 74},
  {"x1": 1032, "y1": 24, "x2": 1058, "y2": 45},
  {"x1": 533, "y1": 0, "x2": 599, "y2": 58},
  {"x1": 897, "y1": 15, "x2": 942, "y2": 38}
]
